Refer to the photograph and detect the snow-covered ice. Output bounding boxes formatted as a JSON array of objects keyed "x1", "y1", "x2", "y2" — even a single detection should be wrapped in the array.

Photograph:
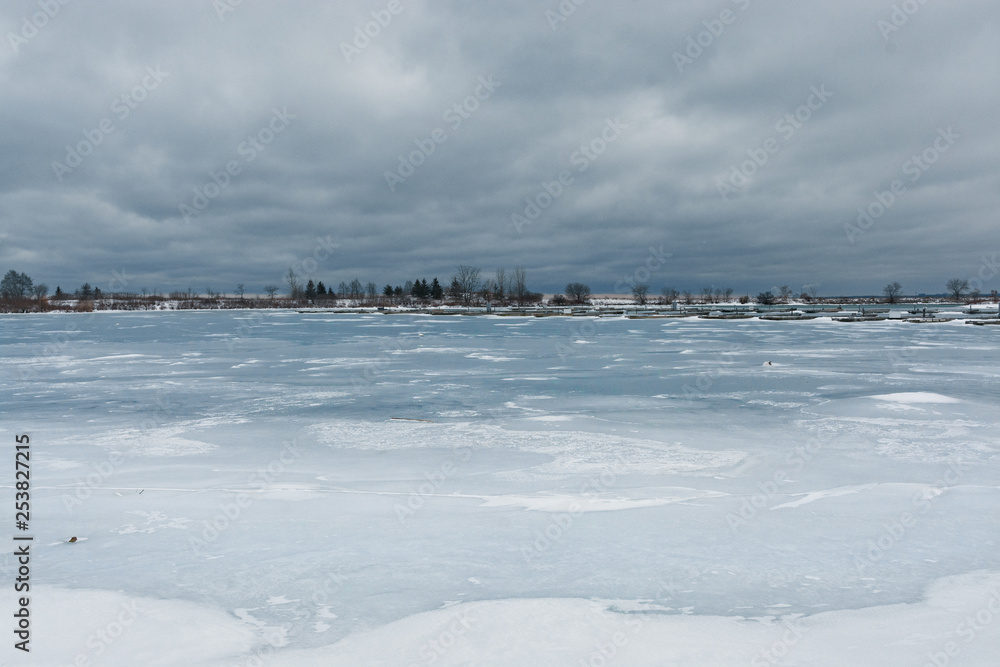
[{"x1": 2, "y1": 311, "x2": 998, "y2": 665}]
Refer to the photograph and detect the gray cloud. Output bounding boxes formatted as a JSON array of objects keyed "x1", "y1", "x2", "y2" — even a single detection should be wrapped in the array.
[{"x1": 1, "y1": 0, "x2": 998, "y2": 297}]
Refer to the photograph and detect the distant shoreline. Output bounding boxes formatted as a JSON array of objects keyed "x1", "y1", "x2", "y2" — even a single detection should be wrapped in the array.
[{"x1": 2, "y1": 299, "x2": 998, "y2": 324}]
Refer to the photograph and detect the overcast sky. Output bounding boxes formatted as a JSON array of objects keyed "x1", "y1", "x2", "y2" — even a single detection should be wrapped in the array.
[{"x1": 1, "y1": 0, "x2": 997, "y2": 296}]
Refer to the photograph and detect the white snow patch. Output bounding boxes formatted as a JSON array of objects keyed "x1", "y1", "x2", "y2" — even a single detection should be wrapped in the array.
[
  {"x1": 260, "y1": 572, "x2": 1000, "y2": 667},
  {"x1": 771, "y1": 484, "x2": 877, "y2": 509},
  {"x1": 478, "y1": 488, "x2": 726, "y2": 512},
  {"x1": 267, "y1": 596, "x2": 298, "y2": 605},
  {"x1": 870, "y1": 392, "x2": 961, "y2": 404},
  {"x1": 28, "y1": 587, "x2": 257, "y2": 666}
]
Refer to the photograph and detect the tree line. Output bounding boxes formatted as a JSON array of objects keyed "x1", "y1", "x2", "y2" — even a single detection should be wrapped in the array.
[
  {"x1": 1, "y1": 267, "x2": 995, "y2": 312},
  {"x1": 0, "y1": 266, "x2": 544, "y2": 311},
  {"x1": 281, "y1": 265, "x2": 542, "y2": 306}
]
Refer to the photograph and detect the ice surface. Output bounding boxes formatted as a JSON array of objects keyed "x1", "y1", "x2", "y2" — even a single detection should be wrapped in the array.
[{"x1": 2, "y1": 311, "x2": 998, "y2": 665}]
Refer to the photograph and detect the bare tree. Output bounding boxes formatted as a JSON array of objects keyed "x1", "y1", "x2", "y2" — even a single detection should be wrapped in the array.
[
  {"x1": 632, "y1": 284, "x2": 649, "y2": 305},
  {"x1": 32, "y1": 283, "x2": 48, "y2": 303},
  {"x1": 882, "y1": 281, "x2": 903, "y2": 303},
  {"x1": 264, "y1": 285, "x2": 279, "y2": 300},
  {"x1": 565, "y1": 282, "x2": 591, "y2": 304},
  {"x1": 946, "y1": 278, "x2": 969, "y2": 300},
  {"x1": 235, "y1": 283, "x2": 245, "y2": 300},
  {"x1": 723, "y1": 287, "x2": 734, "y2": 301},
  {"x1": 660, "y1": 287, "x2": 679, "y2": 305},
  {"x1": 495, "y1": 268, "x2": 507, "y2": 304},
  {"x1": 701, "y1": 286, "x2": 714, "y2": 304},
  {"x1": 779, "y1": 285, "x2": 793, "y2": 302},
  {"x1": 0, "y1": 270, "x2": 33, "y2": 300},
  {"x1": 682, "y1": 290, "x2": 693, "y2": 305},
  {"x1": 513, "y1": 266, "x2": 529, "y2": 305},
  {"x1": 479, "y1": 278, "x2": 497, "y2": 303},
  {"x1": 453, "y1": 265, "x2": 482, "y2": 305},
  {"x1": 366, "y1": 282, "x2": 377, "y2": 303},
  {"x1": 286, "y1": 269, "x2": 302, "y2": 300}
]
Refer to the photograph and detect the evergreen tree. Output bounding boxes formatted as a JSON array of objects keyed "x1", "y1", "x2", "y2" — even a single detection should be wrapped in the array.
[
  {"x1": 448, "y1": 277, "x2": 462, "y2": 301},
  {"x1": 78, "y1": 283, "x2": 94, "y2": 300},
  {"x1": 316, "y1": 281, "x2": 326, "y2": 297},
  {"x1": 383, "y1": 284, "x2": 394, "y2": 297},
  {"x1": 305, "y1": 279, "x2": 317, "y2": 300},
  {"x1": 431, "y1": 277, "x2": 443, "y2": 300}
]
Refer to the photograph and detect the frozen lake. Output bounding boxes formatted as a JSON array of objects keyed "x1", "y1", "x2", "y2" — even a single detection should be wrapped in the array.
[{"x1": 2, "y1": 310, "x2": 999, "y2": 665}]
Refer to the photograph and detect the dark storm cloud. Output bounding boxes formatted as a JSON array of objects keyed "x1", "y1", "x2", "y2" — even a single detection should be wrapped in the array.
[{"x1": 1, "y1": 0, "x2": 998, "y2": 296}]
